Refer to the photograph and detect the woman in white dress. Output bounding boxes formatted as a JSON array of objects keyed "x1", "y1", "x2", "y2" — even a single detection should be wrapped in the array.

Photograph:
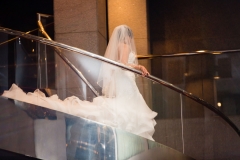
[
  {"x1": 96, "y1": 25, "x2": 157, "y2": 141},
  {"x1": 2, "y1": 25, "x2": 157, "y2": 141}
]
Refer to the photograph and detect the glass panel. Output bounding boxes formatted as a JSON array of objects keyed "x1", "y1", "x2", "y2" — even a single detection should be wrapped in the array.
[
  {"x1": 141, "y1": 52, "x2": 240, "y2": 130},
  {"x1": 0, "y1": 96, "x2": 192, "y2": 160},
  {"x1": 1, "y1": 29, "x2": 240, "y2": 159},
  {"x1": 0, "y1": 33, "x2": 183, "y2": 149},
  {"x1": 213, "y1": 52, "x2": 240, "y2": 129},
  {"x1": 150, "y1": 81, "x2": 183, "y2": 151},
  {"x1": 182, "y1": 95, "x2": 240, "y2": 160},
  {"x1": 56, "y1": 49, "x2": 101, "y2": 100},
  {"x1": 0, "y1": 32, "x2": 9, "y2": 92}
]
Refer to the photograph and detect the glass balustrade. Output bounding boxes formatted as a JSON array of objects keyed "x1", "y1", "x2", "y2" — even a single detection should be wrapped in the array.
[
  {"x1": 139, "y1": 53, "x2": 240, "y2": 159},
  {"x1": 0, "y1": 27, "x2": 240, "y2": 159},
  {"x1": 140, "y1": 52, "x2": 240, "y2": 131}
]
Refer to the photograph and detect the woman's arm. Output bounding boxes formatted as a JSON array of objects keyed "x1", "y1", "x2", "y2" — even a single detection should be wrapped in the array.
[{"x1": 119, "y1": 44, "x2": 149, "y2": 76}]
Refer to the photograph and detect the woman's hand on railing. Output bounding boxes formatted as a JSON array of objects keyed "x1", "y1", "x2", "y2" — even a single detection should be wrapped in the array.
[{"x1": 138, "y1": 65, "x2": 149, "y2": 76}]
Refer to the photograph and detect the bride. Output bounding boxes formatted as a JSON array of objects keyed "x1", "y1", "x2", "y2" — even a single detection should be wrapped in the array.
[
  {"x1": 97, "y1": 25, "x2": 157, "y2": 140},
  {"x1": 2, "y1": 25, "x2": 157, "y2": 141}
]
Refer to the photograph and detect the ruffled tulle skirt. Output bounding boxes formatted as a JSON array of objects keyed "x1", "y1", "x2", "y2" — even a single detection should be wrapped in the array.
[{"x1": 2, "y1": 70, "x2": 157, "y2": 141}]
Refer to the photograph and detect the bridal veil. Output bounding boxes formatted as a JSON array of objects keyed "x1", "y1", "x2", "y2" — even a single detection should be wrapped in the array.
[{"x1": 97, "y1": 25, "x2": 138, "y2": 97}]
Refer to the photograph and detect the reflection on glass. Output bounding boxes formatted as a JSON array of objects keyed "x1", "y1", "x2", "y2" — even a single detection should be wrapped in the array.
[
  {"x1": 1, "y1": 29, "x2": 240, "y2": 160},
  {"x1": 0, "y1": 96, "x2": 194, "y2": 160}
]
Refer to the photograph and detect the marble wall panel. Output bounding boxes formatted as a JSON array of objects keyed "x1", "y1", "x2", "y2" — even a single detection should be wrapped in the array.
[
  {"x1": 54, "y1": 0, "x2": 98, "y2": 33},
  {"x1": 108, "y1": 0, "x2": 149, "y2": 55}
]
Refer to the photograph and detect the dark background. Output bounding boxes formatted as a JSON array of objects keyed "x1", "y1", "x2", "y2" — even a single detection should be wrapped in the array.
[
  {"x1": 1, "y1": 0, "x2": 240, "y2": 53},
  {"x1": 0, "y1": 0, "x2": 54, "y2": 93},
  {"x1": 0, "y1": 0, "x2": 53, "y2": 31},
  {"x1": 148, "y1": 0, "x2": 240, "y2": 55}
]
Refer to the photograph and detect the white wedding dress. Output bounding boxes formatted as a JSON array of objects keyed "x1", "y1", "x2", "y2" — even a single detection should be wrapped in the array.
[{"x1": 2, "y1": 52, "x2": 157, "y2": 141}]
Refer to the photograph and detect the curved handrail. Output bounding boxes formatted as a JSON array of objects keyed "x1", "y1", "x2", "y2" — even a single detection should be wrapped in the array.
[
  {"x1": 0, "y1": 26, "x2": 239, "y2": 136},
  {"x1": 37, "y1": 20, "x2": 99, "y2": 97}
]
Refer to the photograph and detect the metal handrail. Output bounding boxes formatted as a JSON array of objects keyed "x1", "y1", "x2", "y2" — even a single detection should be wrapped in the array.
[
  {"x1": 0, "y1": 23, "x2": 53, "y2": 46},
  {"x1": 0, "y1": 26, "x2": 239, "y2": 136},
  {"x1": 137, "y1": 49, "x2": 240, "y2": 59},
  {"x1": 37, "y1": 19, "x2": 99, "y2": 97}
]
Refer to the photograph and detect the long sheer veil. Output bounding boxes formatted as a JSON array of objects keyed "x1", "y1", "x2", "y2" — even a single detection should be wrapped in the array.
[{"x1": 97, "y1": 25, "x2": 138, "y2": 97}]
